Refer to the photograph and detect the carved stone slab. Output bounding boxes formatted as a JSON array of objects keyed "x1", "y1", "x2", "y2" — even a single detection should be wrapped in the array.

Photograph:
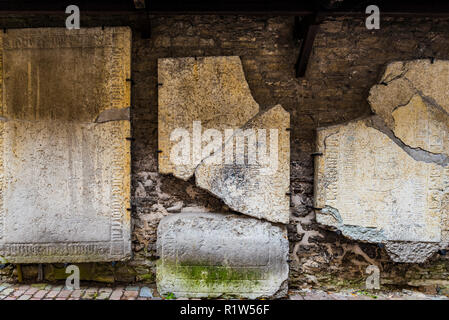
[
  {"x1": 0, "y1": 28, "x2": 132, "y2": 263},
  {"x1": 196, "y1": 105, "x2": 290, "y2": 224},
  {"x1": 156, "y1": 212, "x2": 289, "y2": 299},
  {"x1": 158, "y1": 56, "x2": 290, "y2": 224},
  {"x1": 315, "y1": 60, "x2": 449, "y2": 263},
  {"x1": 158, "y1": 56, "x2": 259, "y2": 180}
]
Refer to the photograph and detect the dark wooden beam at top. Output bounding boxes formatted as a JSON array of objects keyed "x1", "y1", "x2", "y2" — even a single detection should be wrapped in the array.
[
  {"x1": 295, "y1": 14, "x2": 322, "y2": 77},
  {"x1": 0, "y1": 0, "x2": 449, "y2": 15}
]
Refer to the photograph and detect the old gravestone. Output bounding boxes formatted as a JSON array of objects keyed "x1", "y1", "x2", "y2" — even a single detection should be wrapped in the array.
[
  {"x1": 0, "y1": 28, "x2": 132, "y2": 263},
  {"x1": 315, "y1": 60, "x2": 449, "y2": 263},
  {"x1": 157, "y1": 56, "x2": 290, "y2": 297},
  {"x1": 158, "y1": 56, "x2": 290, "y2": 224},
  {"x1": 157, "y1": 212, "x2": 289, "y2": 299}
]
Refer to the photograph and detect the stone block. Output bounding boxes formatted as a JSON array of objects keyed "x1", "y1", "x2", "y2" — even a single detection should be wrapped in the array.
[
  {"x1": 158, "y1": 56, "x2": 290, "y2": 223},
  {"x1": 158, "y1": 56, "x2": 259, "y2": 180},
  {"x1": 156, "y1": 212, "x2": 289, "y2": 299}
]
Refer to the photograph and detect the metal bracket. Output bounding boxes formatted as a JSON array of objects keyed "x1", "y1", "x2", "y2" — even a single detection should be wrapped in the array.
[
  {"x1": 294, "y1": 14, "x2": 322, "y2": 77},
  {"x1": 37, "y1": 263, "x2": 44, "y2": 282}
]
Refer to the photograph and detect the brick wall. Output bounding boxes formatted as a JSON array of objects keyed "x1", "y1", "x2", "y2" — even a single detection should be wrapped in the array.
[{"x1": 0, "y1": 13, "x2": 448, "y2": 292}]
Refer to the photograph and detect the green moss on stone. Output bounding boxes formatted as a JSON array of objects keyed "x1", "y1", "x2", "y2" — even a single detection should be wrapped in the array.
[{"x1": 157, "y1": 260, "x2": 267, "y2": 298}]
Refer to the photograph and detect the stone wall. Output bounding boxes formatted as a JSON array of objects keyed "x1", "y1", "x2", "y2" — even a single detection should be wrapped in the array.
[{"x1": 0, "y1": 13, "x2": 449, "y2": 293}]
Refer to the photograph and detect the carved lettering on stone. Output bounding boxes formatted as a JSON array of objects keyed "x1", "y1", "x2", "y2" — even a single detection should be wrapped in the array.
[
  {"x1": 196, "y1": 105, "x2": 290, "y2": 224},
  {"x1": 0, "y1": 28, "x2": 132, "y2": 263},
  {"x1": 156, "y1": 212, "x2": 289, "y2": 299},
  {"x1": 158, "y1": 56, "x2": 290, "y2": 224},
  {"x1": 315, "y1": 60, "x2": 449, "y2": 263}
]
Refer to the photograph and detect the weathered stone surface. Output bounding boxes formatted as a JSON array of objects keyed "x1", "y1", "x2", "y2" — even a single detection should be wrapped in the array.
[
  {"x1": 315, "y1": 119, "x2": 448, "y2": 262},
  {"x1": 158, "y1": 56, "x2": 290, "y2": 224},
  {"x1": 369, "y1": 60, "x2": 449, "y2": 158},
  {"x1": 0, "y1": 28, "x2": 132, "y2": 263},
  {"x1": 196, "y1": 105, "x2": 290, "y2": 224},
  {"x1": 156, "y1": 212, "x2": 289, "y2": 299},
  {"x1": 315, "y1": 60, "x2": 449, "y2": 263},
  {"x1": 158, "y1": 56, "x2": 259, "y2": 180}
]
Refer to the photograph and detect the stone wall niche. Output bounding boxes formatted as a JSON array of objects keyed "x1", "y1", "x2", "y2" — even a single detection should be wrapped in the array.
[
  {"x1": 315, "y1": 60, "x2": 449, "y2": 263},
  {"x1": 0, "y1": 28, "x2": 132, "y2": 263}
]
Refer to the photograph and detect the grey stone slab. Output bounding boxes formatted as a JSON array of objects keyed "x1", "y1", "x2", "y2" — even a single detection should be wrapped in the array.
[
  {"x1": 0, "y1": 27, "x2": 132, "y2": 263},
  {"x1": 156, "y1": 212, "x2": 289, "y2": 299}
]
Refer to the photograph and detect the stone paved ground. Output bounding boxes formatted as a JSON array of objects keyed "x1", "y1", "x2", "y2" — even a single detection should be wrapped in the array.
[{"x1": 0, "y1": 282, "x2": 448, "y2": 300}]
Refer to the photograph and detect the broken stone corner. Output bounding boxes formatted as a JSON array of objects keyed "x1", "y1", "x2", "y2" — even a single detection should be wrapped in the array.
[{"x1": 315, "y1": 59, "x2": 449, "y2": 263}]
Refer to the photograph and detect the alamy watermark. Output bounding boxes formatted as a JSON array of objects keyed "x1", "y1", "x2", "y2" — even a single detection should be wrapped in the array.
[
  {"x1": 170, "y1": 121, "x2": 280, "y2": 174},
  {"x1": 65, "y1": 264, "x2": 80, "y2": 290},
  {"x1": 366, "y1": 5, "x2": 380, "y2": 30},
  {"x1": 365, "y1": 265, "x2": 380, "y2": 290},
  {"x1": 65, "y1": 5, "x2": 80, "y2": 30}
]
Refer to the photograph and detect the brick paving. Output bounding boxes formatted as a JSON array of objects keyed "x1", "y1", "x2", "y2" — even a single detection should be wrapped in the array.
[{"x1": 0, "y1": 282, "x2": 448, "y2": 300}]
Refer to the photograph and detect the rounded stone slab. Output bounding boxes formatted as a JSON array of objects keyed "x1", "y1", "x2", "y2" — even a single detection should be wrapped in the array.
[{"x1": 156, "y1": 212, "x2": 289, "y2": 299}]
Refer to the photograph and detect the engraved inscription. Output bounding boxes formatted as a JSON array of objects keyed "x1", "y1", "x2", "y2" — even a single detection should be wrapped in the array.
[{"x1": 0, "y1": 27, "x2": 131, "y2": 263}]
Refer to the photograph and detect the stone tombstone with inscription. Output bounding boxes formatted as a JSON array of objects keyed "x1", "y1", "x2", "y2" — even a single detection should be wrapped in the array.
[
  {"x1": 157, "y1": 56, "x2": 290, "y2": 297},
  {"x1": 157, "y1": 212, "x2": 289, "y2": 299},
  {"x1": 158, "y1": 56, "x2": 290, "y2": 224},
  {"x1": 315, "y1": 60, "x2": 449, "y2": 263},
  {"x1": 0, "y1": 28, "x2": 132, "y2": 263}
]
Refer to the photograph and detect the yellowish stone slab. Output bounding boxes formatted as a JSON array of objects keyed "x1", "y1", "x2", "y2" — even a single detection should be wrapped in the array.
[
  {"x1": 196, "y1": 105, "x2": 290, "y2": 224},
  {"x1": 158, "y1": 56, "x2": 259, "y2": 180},
  {"x1": 315, "y1": 119, "x2": 441, "y2": 241},
  {"x1": 316, "y1": 60, "x2": 449, "y2": 263},
  {"x1": 0, "y1": 27, "x2": 131, "y2": 263}
]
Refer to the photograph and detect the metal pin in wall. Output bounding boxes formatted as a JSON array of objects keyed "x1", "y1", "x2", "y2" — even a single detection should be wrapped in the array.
[
  {"x1": 311, "y1": 152, "x2": 323, "y2": 157},
  {"x1": 16, "y1": 264, "x2": 23, "y2": 283},
  {"x1": 37, "y1": 263, "x2": 44, "y2": 282}
]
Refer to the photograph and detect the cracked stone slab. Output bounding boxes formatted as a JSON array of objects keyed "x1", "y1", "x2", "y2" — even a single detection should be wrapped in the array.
[
  {"x1": 158, "y1": 56, "x2": 290, "y2": 223},
  {"x1": 369, "y1": 60, "x2": 449, "y2": 158},
  {"x1": 315, "y1": 60, "x2": 449, "y2": 263},
  {"x1": 315, "y1": 119, "x2": 448, "y2": 262},
  {"x1": 196, "y1": 105, "x2": 290, "y2": 224},
  {"x1": 156, "y1": 212, "x2": 289, "y2": 299},
  {"x1": 158, "y1": 56, "x2": 259, "y2": 180},
  {"x1": 0, "y1": 28, "x2": 132, "y2": 263}
]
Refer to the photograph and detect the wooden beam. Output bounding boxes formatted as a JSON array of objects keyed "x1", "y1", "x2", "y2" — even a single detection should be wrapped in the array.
[{"x1": 295, "y1": 14, "x2": 321, "y2": 78}]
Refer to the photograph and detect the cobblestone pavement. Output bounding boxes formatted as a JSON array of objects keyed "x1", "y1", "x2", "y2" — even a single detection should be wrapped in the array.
[{"x1": 0, "y1": 282, "x2": 448, "y2": 300}]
